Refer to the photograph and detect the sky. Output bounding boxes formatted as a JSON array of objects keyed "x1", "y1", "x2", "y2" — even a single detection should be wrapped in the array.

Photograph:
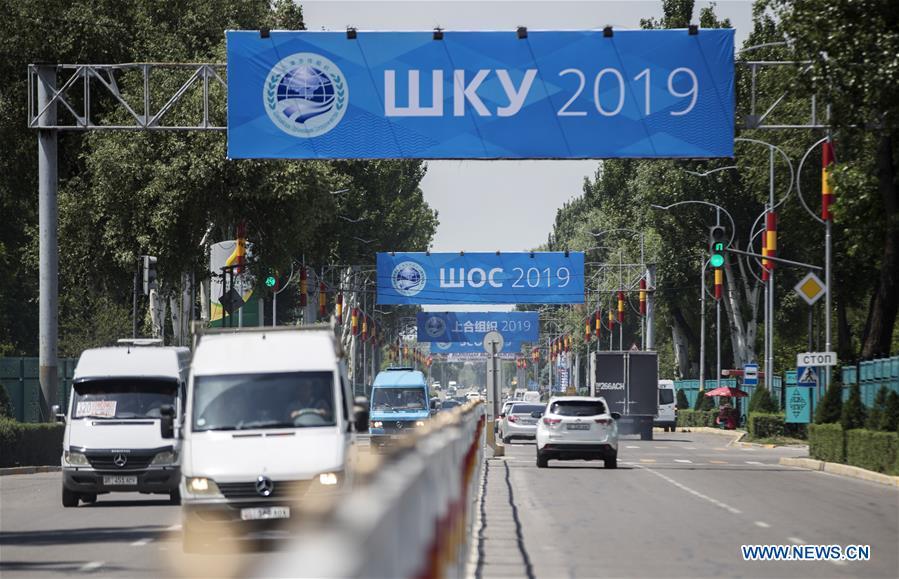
[{"x1": 301, "y1": 1, "x2": 755, "y2": 254}]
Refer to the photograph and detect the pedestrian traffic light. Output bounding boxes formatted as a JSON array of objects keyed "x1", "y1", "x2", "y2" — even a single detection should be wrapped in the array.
[
  {"x1": 709, "y1": 225, "x2": 726, "y2": 268},
  {"x1": 141, "y1": 255, "x2": 157, "y2": 295}
]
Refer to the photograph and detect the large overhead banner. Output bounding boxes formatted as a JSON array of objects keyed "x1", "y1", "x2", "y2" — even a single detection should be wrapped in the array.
[
  {"x1": 377, "y1": 252, "x2": 584, "y2": 305},
  {"x1": 417, "y1": 311, "x2": 539, "y2": 342},
  {"x1": 430, "y1": 340, "x2": 522, "y2": 355},
  {"x1": 227, "y1": 29, "x2": 734, "y2": 159}
]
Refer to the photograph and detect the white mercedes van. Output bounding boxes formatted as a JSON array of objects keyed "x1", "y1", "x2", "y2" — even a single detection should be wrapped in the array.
[
  {"x1": 174, "y1": 324, "x2": 362, "y2": 552},
  {"x1": 655, "y1": 380, "x2": 677, "y2": 432},
  {"x1": 58, "y1": 341, "x2": 190, "y2": 507}
]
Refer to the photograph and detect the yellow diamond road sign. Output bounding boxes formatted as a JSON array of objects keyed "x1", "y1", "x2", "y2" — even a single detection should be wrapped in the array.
[{"x1": 794, "y1": 272, "x2": 826, "y2": 306}]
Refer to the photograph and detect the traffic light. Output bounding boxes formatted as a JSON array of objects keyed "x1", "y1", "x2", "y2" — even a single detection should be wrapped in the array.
[
  {"x1": 141, "y1": 255, "x2": 157, "y2": 295},
  {"x1": 709, "y1": 225, "x2": 726, "y2": 269}
]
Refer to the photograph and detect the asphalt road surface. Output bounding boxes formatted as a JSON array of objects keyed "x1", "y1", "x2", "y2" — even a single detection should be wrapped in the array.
[
  {"x1": 2, "y1": 431, "x2": 896, "y2": 578},
  {"x1": 476, "y1": 431, "x2": 899, "y2": 578}
]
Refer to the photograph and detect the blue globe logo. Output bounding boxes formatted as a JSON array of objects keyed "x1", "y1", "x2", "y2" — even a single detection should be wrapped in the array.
[
  {"x1": 425, "y1": 316, "x2": 446, "y2": 338},
  {"x1": 392, "y1": 261, "x2": 427, "y2": 297},
  {"x1": 264, "y1": 53, "x2": 347, "y2": 138}
]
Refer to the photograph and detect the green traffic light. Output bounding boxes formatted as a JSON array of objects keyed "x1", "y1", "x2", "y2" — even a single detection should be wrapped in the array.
[
  {"x1": 710, "y1": 253, "x2": 725, "y2": 268},
  {"x1": 265, "y1": 275, "x2": 276, "y2": 288}
]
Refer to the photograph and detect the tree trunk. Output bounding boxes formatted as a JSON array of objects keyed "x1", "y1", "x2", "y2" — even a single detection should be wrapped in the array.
[
  {"x1": 861, "y1": 133, "x2": 899, "y2": 359},
  {"x1": 837, "y1": 293, "x2": 854, "y2": 362},
  {"x1": 149, "y1": 287, "x2": 167, "y2": 342},
  {"x1": 670, "y1": 306, "x2": 695, "y2": 378},
  {"x1": 199, "y1": 279, "x2": 209, "y2": 321}
]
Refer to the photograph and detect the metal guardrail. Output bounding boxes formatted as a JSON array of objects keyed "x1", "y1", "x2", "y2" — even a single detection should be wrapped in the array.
[
  {"x1": 255, "y1": 402, "x2": 485, "y2": 579},
  {"x1": 0, "y1": 357, "x2": 77, "y2": 421}
]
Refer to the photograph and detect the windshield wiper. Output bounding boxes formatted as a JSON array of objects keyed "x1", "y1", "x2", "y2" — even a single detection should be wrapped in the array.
[{"x1": 236, "y1": 420, "x2": 295, "y2": 430}]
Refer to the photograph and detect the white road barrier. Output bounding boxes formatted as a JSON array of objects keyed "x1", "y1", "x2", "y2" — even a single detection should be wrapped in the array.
[{"x1": 256, "y1": 402, "x2": 485, "y2": 579}]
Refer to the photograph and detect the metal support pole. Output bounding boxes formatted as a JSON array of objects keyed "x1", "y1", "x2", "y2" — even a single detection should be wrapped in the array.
[
  {"x1": 646, "y1": 264, "x2": 656, "y2": 350},
  {"x1": 272, "y1": 291, "x2": 277, "y2": 327},
  {"x1": 716, "y1": 300, "x2": 722, "y2": 389},
  {"x1": 824, "y1": 208, "x2": 832, "y2": 400},
  {"x1": 132, "y1": 267, "x2": 139, "y2": 339},
  {"x1": 37, "y1": 65, "x2": 58, "y2": 421},
  {"x1": 699, "y1": 257, "x2": 706, "y2": 391},
  {"x1": 767, "y1": 146, "x2": 776, "y2": 392}
]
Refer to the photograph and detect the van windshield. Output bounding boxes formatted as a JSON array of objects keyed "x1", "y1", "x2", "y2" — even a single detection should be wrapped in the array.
[
  {"x1": 372, "y1": 387, "x2": 426, "y2": 411},
  {"x1": 192, "y1": 371, "x2": 335, "y2": 431},
  {"x1": 71, "y1": 379, "x2": 178, "y2": 419}
]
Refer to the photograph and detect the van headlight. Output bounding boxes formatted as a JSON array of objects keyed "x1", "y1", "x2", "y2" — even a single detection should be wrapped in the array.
[
  {"x1": 415, "y1": 421, "x2": 425, "y2": 427},
  {"x1": 370, "y1": 420, "x2": 383, "y2": 428},
  {"x1": 318, "y1": 472, "x2": 340, "y2": 486},
  {"x1": 150, "y1": 450, "x2": 177, "y2": 465},
  {"x1": 64, "y1": 450, "x2": 89, "y2": 466},
  {"x1": 186, "y1": 477, "x2": 221, "y2": 496}
]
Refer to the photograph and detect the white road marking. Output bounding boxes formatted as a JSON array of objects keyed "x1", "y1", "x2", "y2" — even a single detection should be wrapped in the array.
[
  {"x1": 167, "y1": 524, "x2": 182, "y2": 532},
  {"x1": 788, "y1": 537, "x2": 806, "y2": 544},
  {"x1": 626, "y1": 446, "x2": 640, "y2": 449},
  {"x1": 674, "y1": 459, "x2": 692, "y2": 464},
  {"x1": 653, "y1": 446, "x2": 668, "y2": 450},
  {"x1": 683, "y1": 446, "x2": 697, "y2": 450},
  {"x1": 745, "y1": 461, "x2": 764, "y2": 465},
  {"x1": 635, "y1": 464, "x2": 741, "y2": 515},
  {"x1": 130, "y1": 537, "x2": 152, "y2": 547},
  {"x1": 754, "y1": 521, "x2": 770, "y2": 528},
  {"x1": 79, "y1": 561, "x2": 104, "y2": 572}
]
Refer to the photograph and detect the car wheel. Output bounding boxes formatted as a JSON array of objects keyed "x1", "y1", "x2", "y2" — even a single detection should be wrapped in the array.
[
  {"x1": 640, "y1": 429, "x2": 652, "y2": 441},
  {"x1": 62, "y1": 486, "x2": 79, "y2": 508},
  {"x1": 604, "y1": 451, "x2": 618, "y2": 469},
  {"x1": 81, "y1": 493, "x2": 97, "y2": 504},
  {"x1": 169, "y1": 489, "x2": 181, "y2": 505},
  {"x1": 536, "y1": 451, "x2": 549, "y2": 468},
  {"x1": 502, "y1": 436, "x2": 511, "y2": 444}
]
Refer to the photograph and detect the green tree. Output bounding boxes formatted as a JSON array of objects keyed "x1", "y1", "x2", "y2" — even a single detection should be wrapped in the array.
[
  {"x1": 866, "y1": 386, "x2": 889, "y2": 430},
  {"x1": 882, "y1": 391, "x2": 899, "y2": 432},
  {"x1": 840, "y1": 383, "x2": 867, "y2": 431},
  {"x1": 748, "y1": 387, "x2": 779, "y2": 414},
  {"x1": 815, "y1": 380, "x2": 843, "y2": 424},
  {"x1": 0, "y1": 385, "x2": 13, "y2": 419}
]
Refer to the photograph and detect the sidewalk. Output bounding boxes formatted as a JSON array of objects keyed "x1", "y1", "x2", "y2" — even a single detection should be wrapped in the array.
[
  {"x1": 467, "y1": 458, "x2": 534, "y2": 579},
  {"x1": 780, "y1": 456, "x2": 899, "y2": 488},
  {"x1": 0, "y1": 466, "x2": 60, "y2": 476}
]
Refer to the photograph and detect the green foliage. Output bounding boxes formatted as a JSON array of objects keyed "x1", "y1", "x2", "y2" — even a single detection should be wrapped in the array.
[
  {"x1": 0, "y1": 418, "x2": 65, "y2": 467},
  {"x1": 867, "y1": 386, "x2": 890, "y2": 430},
  {"x1": 0, "y1": 385, "x2": 12, "y2": 418},
  {"x1": 815, "y1": 381, "x2": 843, "y2": 424},
  {"x1": 748, "y1": 413, "x2": 785, "y2": 439},
  {"x1": 748, "y1": 387, "x2": 779, "y2": 414},
  {"x1": 675, "y1": 388, "x2": 689, "y2": 410},
  {"x1": 676, "y1": 409, "x2": 718, "y2": 428},
  {"x1": 808, "y1": 423, "x2": 845, "y2": 463},
  {"x1": 845, "y1": 429, "x2": 899, "y2": 476},
  {"x1": 841, "y1": 384, "x2": 867, "y2": 431},
  {"x1": 693, "y1": 392, "x2": 716, "y2": 411},
  {"x1": 882, "y1": 391, "x2": 899, "y2": 432}
]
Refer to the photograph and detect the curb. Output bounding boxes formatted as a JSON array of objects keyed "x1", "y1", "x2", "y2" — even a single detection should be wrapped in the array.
[
  {"x1": 779, "y1": 456, "x2": 899, "y2": 488},
  {"x1": 0, "y1": 466, "x2": 61, "y2": 476},
  {"x1": 676, "y1": 427, "x2": 748, "y2": 445}
]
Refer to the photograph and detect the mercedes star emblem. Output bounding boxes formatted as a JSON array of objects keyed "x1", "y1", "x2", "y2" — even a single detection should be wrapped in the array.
[
  {"x1": 255, "y1": 475, "x2": 274, "y2": 497},
  {"x1": 113, "y1": 454, "x2": 127, "y2": 468}
]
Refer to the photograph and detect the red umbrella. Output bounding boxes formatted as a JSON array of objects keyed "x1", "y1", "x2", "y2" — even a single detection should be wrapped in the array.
[{"x1": 704, "y1": 386, "x2": 748, "y2": 398}]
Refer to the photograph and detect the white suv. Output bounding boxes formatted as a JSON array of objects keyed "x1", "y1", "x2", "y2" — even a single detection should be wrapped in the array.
[{"x1": 534, "y1": 397, "x2": 619, "y2": 469}]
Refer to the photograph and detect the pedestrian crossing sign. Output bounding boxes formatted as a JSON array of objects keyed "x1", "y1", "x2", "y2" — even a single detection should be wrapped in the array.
[{"x1": 796, "y1": 365, "x2": 818, "y2": 387}]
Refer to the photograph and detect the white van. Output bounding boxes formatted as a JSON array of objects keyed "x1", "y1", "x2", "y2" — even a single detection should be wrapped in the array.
[
  {"x1": 174, "y1": 325, "x2": 362, "y2": 552},
  {"x1": 655, "y1": 380, "x2": 677, "y2": 432},
  {"x1": 58, "y1": 342, "x2": 190, "y2": 507}
]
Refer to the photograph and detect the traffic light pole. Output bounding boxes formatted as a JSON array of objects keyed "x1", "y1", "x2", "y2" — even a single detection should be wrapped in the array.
[
  {"x1": 132, "y1": 266, "x2": 139, "y2": 338},
  {"x1": 716, "y1": 208, "x2": 722, "y2": 391},
  {"x1": 699, "y1": 256, "x2": 706, "y2": 392}
]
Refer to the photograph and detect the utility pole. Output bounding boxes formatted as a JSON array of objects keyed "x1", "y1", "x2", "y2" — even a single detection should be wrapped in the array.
[
  {"x1": 716, "y1": 208, "x2": 722, "y2": 390},
  {"x1": 645, "y1": 264, "x2": 656, "y2": 350},
  {"x1": 699, "y1": 256, "x2": 706, "y2": 392},
  {"x1": 37, "y1": 65, "x2": 58, "y2": 421}
]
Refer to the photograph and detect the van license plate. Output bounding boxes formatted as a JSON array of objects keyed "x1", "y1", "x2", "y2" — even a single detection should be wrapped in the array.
[
  {"x1": 566, "y1": 424, "x2": 590, "y2": 430},
  {"x1": 241, "y1": 507, "x2": 290, "y2": 521},
  {"x1": 102, "y1": 475, "x2": 137, "y2": 486}
]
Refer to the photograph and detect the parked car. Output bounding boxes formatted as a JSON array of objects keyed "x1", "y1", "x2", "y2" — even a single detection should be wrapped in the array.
[
  {"x1": 499, "y1": 403, "x2": 544, "y2": 443},
  {"x1": 534, "y1": 397, "x2": 620, "y2": 469},
  {"x1": 59, "y1": 341, "x2": 190, "y2": 507},
  {"x1": 439, "y1": 399, "x2": 461, "y2": 412},
  {"x1": 177, "y1": 325, "x2": 360, "y2": 552},
  {"x1": 654, "y1": 380, "x2": 677, "y2": 432}
]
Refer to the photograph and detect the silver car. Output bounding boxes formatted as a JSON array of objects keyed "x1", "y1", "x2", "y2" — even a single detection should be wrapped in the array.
[{"x1": 499, "y1": 403, "x2": 544, "y2": 443}]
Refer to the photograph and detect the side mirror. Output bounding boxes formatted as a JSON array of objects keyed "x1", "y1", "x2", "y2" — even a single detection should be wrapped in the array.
[
  {"x1": 353, "y1": 399, "x2": 370, "y2": 433},
  {"x1": 160, "y1": 404, "x2": 175, "y2": 439},
  {"x1": 610, "y1": 412, "x2": 621, "y2": 420},
  {"x1": 51, "y1": 404, "x2": 65, "y2": 423},
  {"x1": 530, "y1": 411, "x2": 543, "y2": 419}
]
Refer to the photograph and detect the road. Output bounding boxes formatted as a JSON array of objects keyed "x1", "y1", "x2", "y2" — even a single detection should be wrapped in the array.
[
  {"x1": 475, "y1": 431, "x2": 899, "y2": 578},
  {"x1": 2, "y1": 432, "x2": 896, "y2": 578}
]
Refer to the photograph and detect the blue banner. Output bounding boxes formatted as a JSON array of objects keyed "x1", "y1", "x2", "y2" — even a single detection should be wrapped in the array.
[
  {"x1": 417, "y1": 312, "x2": 539, "y2": 343},
  {"x1": 227, "y1": 29, "x2": 734, "y2": 159},
  {"x1": 377, "y1": 252, "x2": 584, "y2": 305},
  {"x1": 430, "y1": 340, "x2": 522, "y2": 355}
]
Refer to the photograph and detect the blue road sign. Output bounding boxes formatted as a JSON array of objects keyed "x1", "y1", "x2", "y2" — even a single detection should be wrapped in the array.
[
  {"x1": 227, "y1": 29, "x2": 735, "y2": 159},
  {"x1": 430, "y1": 340, "x2": 521, "y2": 354},
  {"x1": 377, "y1": 252, "x2": 584, "y2": 305},
  {"x1": 417, "y1": 312, "x2": 539, "y2": 343},
  {"x1": 785, "y1": 386, "x2": 812, "y2": 423},
  {"x1": 743, "y1": 363, "x2": 759, "y2": 386},
  {"x1": 796, "y1": 366, "x2": 819, "y2": 387}
]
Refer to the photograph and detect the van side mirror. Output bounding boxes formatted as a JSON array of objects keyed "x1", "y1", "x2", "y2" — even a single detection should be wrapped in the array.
[
  {"x1": 610, "y1": 412, "x2": 621, "y2": 420},
  {"x1": 160, "y1": 405, "x2": 175, "y2": 439},
  {"x1": 51, "y1": 404, "x2": 65, "y2": 423},
  {"x1": 530, "y1": 411, "x2": 543, "y2": 419}
]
